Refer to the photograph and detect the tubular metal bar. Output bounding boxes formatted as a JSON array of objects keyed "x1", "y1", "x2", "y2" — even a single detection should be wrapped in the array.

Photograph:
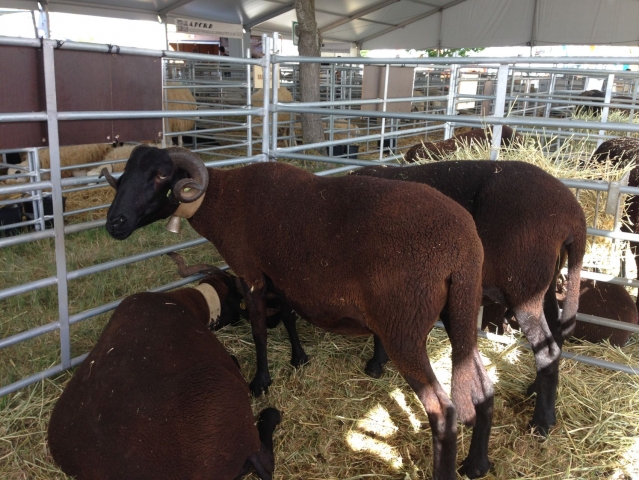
[
  {"x1": 271, "y1": 32, "x2": 280, "y2": 157},
  {"x1": 490, "y1": 64, "x2": 509, "y2": 160},
  {"x1": 0, "y1": 237, "x2": 208, "y2": 303},
  {"x1": 576, "y1": 312, "x2": 639, "y2": 334},
  {"x1": 597, "y1": 73, "x2": 616, "y2": 148},
  {"x1": 277, "y1": 151, "x2": 403, "y2": 166},
  {"x1": 579, "y1": 270, "x2": 639, "y2": 289},
  {"x1": 261, "y1": 35, "x2": 271, "y2": 162},
  {"x1": 275, "y1": 105, "x2": 639, "y2": 133},
  {"x1": 42, "y1": 39, "x2": 72, "y2": 369},
  {"x1": 57, "y1": 108, "x2": 262, "y2": 121},
  {"x1": 275, "y1": 55, "x2": 639, "y2": 66},
  {"x1": 0, "y1": 353, "x2": 89, "y2": 399}
]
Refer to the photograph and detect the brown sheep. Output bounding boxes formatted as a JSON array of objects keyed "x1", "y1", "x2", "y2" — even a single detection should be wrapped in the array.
[
  {"x1": 568, "y1": 279, "x2": 638, "y2": 346},
  {"x1": 574, "y1": 90, "x2": 635, "y2": 116},
  {"x1": 590, "y1": 136, "x2": 639, "y2": 308},
  {"x1": 168, "y1": 251, "x2": 306, "y2": 356},
  {"x1": 47, "y1": 272, "x2": 281, "y2": 480},
  {"x1": 483, "y1": 279, "x2": 637, "y2": 347},
  {"x1": 101, "y1": 146, "x2": 494, "y2": 479},
  {"x1": 403, "y1": 126, "x2": 523, "y2": 163},
  {"x1": 352, "y1": 160, "x2": 587, "y2": 436}
]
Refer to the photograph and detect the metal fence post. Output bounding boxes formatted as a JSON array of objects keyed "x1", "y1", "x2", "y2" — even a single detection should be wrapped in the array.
[
  {"x1": 261, "y1": 34, "x2": 271, "y2": 162},
  {"x1": 444, "y1": 63, "x2": 459, "y2": 139},
  {"x1": 378, "y1": 63, "x2": 390, "y2": 162},
  {"x1": 271, "y1": 33, "x2": 280, "y2": 158},
  {"x1": 598, "y1": 73, "x2": 615, "y2": 147},
  {"x1": 42, "y1": 39, "x2": 71, "y2": 369},
  {"x1": 490, "y1": 64, "x2": 509, "y2": 161}
]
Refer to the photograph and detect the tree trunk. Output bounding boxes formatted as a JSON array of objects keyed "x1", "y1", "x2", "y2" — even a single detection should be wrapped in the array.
[{"x1": 295, "y1": 0, "x2": 325, "y2": 155}]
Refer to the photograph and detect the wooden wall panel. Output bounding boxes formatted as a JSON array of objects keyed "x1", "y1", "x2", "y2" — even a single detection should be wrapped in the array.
[
  {"x1": 0, "y1": 46, "x2": 163, "y2": 150},
  {"x1": 54, "y1": 50, "x2": 113, "y2": 146},
  {"x1": 0, "y1": 46, "x2": 47, "y2": 150},
  {"x1": 111, "y1": 55, "x2": 163, "y2": 144}
]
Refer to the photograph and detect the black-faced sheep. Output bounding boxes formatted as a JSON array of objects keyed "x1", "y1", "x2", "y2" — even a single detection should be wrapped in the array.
[
  {"x1": 167, "y1": 251, "x2": 307, "y2": 361},
  {"x1": 102, "y1": 146, "x2": 494, "y2": 479},
  {"x1": 403, "y1": 126, "x2": 523, "y2": 163},
  {"x1": 483, "y1": 278, "x2": 638, "y2": 347},
  {"x1": 47, "y1": 272, "x2": 281, "y2": 480},
  {"x1": 352, "y1": 160, "x2": 587, "y2": 436}
]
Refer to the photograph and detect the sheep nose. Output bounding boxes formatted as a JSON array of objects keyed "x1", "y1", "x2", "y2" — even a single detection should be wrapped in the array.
[{"x1": 107, "y1": 214, "x2": 127, "y2": 228}]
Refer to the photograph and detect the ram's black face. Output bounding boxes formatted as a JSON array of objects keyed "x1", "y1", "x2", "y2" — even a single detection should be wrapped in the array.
[{"x1": 105, "y1": 146, "x2": 186, "y2": 240}]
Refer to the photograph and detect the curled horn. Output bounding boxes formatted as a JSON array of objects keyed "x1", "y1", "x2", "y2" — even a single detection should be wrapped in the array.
[
  {"x1": 166, "y1": 251, "x2": 223, "y2": 278},
  {"x1": 166, "y1": 147, "x2": 209, "y2": 203},
  {"x1": 99, "y1": 168, "x2": 118, "y2": 190}
]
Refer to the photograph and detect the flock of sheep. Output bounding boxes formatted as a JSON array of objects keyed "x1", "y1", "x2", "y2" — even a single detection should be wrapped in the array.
[{"x1": 38, "y1": 107, "x2": 639, "y2": 479}]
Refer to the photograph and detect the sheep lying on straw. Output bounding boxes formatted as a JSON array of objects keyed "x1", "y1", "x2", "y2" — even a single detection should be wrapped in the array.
[
  {"x1": 404, "y1": 126, "x2": 523, "y2": 163},
  {"x1": 9, "y1": 143, "x2": 116, "y2": 181}
]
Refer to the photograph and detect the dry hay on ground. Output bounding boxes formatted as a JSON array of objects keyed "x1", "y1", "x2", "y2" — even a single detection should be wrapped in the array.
[{"x1": 1, "y1": 323, "x2": 639, "y2": 479}]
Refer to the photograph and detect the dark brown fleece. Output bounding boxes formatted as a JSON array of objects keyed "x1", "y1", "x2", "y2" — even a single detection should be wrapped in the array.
[
  {"x1": 484, "y1": 279, "x2": 637, "y2": 347},
  {"x1": 591, "y1": 137, "x2": 639, "y2": 308},
  {"x1": 47, "y1": 287, "x2": 269, "y2": 480},
  {"x1": 353, "y1": 160, "x2": 587, "y2": 435},
  {"x1": 565, "y1": 279, "x2": 638, "y2": 347},
  {"x1": 186, "y1": 161, "x2": 493, "y2": 479},
  {"x1": 404, "y1": 126, "x2": 523, "y2": 163}
]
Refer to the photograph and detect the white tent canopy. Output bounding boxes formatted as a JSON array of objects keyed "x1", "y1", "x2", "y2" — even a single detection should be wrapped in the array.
[{"x1": 4, "y1": 0, "x2": 639, "y2": 50}]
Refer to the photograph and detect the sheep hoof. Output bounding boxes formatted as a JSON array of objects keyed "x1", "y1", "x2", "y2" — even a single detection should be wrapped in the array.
[
  {"x1": 364, "y1": 360, "x2": 385, "y2": 379},
  {"x1": 290, "y1": 353, "x2": 309, "y2": 368},
  {"x1": 249, "y1": 375, "x2": 272, "y2": 397},
  {"x1": 459, "y1": 458, "x2": 492, "y2": 479},
  {"x1": 529, "y1": 419, "x2": 554, "y2": 437}
]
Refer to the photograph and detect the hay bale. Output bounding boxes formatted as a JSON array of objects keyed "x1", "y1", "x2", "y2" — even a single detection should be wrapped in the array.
[{"x1": 251, "y1": 87, "x2": 294, "y2": 136}]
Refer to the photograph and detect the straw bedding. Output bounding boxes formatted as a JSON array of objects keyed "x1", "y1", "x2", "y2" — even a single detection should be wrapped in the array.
[{"x1": 2, "y1": 131, "x2": 639, "y2": 479}]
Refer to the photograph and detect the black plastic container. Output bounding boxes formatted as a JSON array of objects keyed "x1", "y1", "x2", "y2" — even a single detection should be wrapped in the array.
[{"x1": 332, "y1": 144, "x2": 360, "y2": 159}]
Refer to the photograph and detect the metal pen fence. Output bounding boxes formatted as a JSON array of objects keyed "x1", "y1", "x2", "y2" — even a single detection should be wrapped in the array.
[{"x1": 3, "y1": 33, "x2": 639, "y2": 397}]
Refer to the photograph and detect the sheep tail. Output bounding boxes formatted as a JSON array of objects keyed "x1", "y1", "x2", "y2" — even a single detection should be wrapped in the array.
[{"x1": 560, "y1": 229, "x2": 586, "y2": 340}]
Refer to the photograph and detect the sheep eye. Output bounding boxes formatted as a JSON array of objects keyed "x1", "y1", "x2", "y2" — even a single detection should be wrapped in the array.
[{"x1": 157, "y1": 173, "x2": 168, "y2": 181}]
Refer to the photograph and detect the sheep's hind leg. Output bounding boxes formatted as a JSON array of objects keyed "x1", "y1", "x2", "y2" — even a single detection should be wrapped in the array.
[
  {"x1": 380, "y1": 338, "x2": 458, "y2": 480},
  {"x1": 364, "y1": 335, "x2": 389, "y2": 378},
  {"x1": 515, "y1": 303, "x2": 560, "y2": 436},
  {"x1": 243, "y1": 286, "x2": 273, "y2": 397},
  {"x1": 280, "y1": 304, "x2": 309, "y2": 367},
  {"x1": 440, "y1": 308, "x2": 493, "y2": 478}
]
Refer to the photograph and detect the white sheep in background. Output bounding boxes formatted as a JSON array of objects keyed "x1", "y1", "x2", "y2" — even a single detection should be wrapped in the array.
[
  {"x1": 250, "y1": 87, "x2": 295, "y2": 144},
  {"x1": 9, "y1": 143, "x2": 116, "y2": 182},
  {"x1": 165, "y1": 83, "x2": 197, "y2": 146}
]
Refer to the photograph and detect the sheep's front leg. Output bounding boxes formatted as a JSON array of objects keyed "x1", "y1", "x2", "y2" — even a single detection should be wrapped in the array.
[
  {"x1": 243, "y1": 285, "x2": 272, "y2": 397},
  {"x1": 364, "y1": 335, "x2": 389, "y2": 378},
  {"x1": 280, "y1": 304, "x2": 309, "y2": 367}
]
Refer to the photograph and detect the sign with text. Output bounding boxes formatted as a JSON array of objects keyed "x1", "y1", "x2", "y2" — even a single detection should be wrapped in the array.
[
  {"x1": 253, "y1": 66, "x2": 280, "y2": 89},
  {"x1": 174, "y1": 18, "x2": 243, "y2": 38}
]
